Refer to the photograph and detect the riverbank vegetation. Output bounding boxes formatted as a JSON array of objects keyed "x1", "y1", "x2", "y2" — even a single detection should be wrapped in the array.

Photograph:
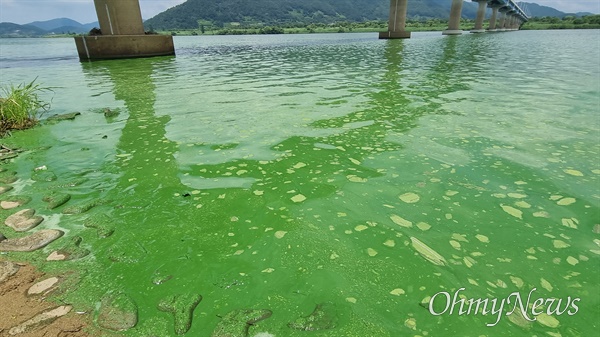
[
  {"x1": 158, "y1": 15, "x2": 600, "y2": 36},
  {"x1": 0, "y1": 80, "x2": 51, "y2": 136},
  {"x1": 162, "y1": 19, "x2": 455, "y2": 36},
  {"x1": 521, "y1": 15, "x2": 600, "y2": 30},
  {"x1": 3, "y1": 14, "x2": 598, "y2": 38}
]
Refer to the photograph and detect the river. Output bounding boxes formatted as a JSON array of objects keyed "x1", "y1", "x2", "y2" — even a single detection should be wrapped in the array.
[{"x1": 0, "y1": 30, "x2": 598, "y2": 336}]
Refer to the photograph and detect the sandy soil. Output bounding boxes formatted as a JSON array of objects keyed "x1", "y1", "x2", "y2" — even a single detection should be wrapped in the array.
[{"x1": 0, "y1": 259, "x2": 93, "y2": 337}]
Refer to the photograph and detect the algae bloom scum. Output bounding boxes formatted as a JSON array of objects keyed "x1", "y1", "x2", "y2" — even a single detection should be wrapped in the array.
[{"x1": 0, "y1": 30, "x2": 599, "y2": 336}]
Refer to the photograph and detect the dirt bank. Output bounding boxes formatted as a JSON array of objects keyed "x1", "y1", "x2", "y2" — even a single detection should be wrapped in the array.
[{"x1": 0, "y1": 259, "x2": 92, "y2": 337}]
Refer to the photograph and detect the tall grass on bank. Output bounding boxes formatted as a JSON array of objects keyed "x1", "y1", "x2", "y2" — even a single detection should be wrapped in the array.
[{"x1": 0, "y1": 79, "x2": 52, "y2": 136}]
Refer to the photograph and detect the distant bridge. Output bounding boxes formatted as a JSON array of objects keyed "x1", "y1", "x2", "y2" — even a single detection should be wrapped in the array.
[{"x1": 380, "y1": 0, "x2": 530, "y2": 39}]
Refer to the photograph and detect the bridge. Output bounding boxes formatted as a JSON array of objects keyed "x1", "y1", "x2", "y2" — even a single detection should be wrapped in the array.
[
  {"x1": 380, "y1": 0, "x2": 529, "y2": 39},
  {"x1": 74, "y1": 0, "x2": 530, "y2": 61}
]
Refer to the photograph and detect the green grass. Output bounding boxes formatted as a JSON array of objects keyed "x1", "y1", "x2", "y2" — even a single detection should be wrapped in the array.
[{"x1": 0, "y1": 79, "x2": 52, "y2": 136}]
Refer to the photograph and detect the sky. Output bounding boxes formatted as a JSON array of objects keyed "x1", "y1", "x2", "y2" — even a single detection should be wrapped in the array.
[{"x1": 1, "y1": 0, "x2": 599, "y2": 25}]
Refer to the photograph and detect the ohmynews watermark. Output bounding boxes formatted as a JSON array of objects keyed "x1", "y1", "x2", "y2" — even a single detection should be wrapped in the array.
[{"x1": 429, "y1": 287, "x2": 580, "y2": 327}]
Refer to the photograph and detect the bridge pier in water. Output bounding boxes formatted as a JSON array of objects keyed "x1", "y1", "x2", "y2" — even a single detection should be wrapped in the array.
[
  {"x1": 443, "y1": 0, "x2": 464, "y2": 35},
  {"x1": 379, "y1": 0, "x2": 411, "y2": 39},
  {"x1": 497, "y1": 9, "x2": 508, "y2": 31},
  {"x1": 505, "y1": 11, "x2": 516, "y2": 30},
  {"x1": 488, "y1": 4, "x2": 502, "y2": 31},
  {"x1": 74, "y1": 0, "x2": 174, "y2": 61},
  {"x1": 471, "y1": 0, "x2": 488, "y2": 33},
  {"x1": 508, "y1": 15, "x2": 515, "y2": 30}
]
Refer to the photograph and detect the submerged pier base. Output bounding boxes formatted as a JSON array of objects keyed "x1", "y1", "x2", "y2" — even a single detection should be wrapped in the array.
[
  {"x1": 379, "y1": 0, "x2": 411, "y2": 39},
  {"x1": 74, "y1": 35, "x2": 174, "y2": 61},
  {"x1": 74, "y1": 0, "x2": 174, "y2": 61}
]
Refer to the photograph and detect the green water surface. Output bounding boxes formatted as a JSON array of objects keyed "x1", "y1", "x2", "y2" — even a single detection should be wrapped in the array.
[{"x1": 0, "y1": 30, "x2": 599, "y2": 336}]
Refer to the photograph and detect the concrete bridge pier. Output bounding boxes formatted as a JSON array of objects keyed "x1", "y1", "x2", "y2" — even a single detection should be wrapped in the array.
[
  {"x1": 471, "y1": 0, "x2": 488, "y2": 33},
  {"x1": 506, "y1": 10, "x2": 516, "y2": 30},
  {"x1": 379, "y1": 0, "x2": 411, "y2": 39},
  {"x1": 514, "y1": 17, "x2": 522, "y2": 30},
  {"x1": 505, "y1": 11, "x2": 516, "y2": 30},
  {"x1": 509, "y1": 15, "x2": 517, "y2": 30},
  {"x1": 443, "y1": 0, "x2": 464, "y2": 35},
  {"x1": 497, "y1": 9, "x2": 508, "y2": 31},
  {"x1": 487, "y1": 5, "x2": 501, "y2": 31},
  {"x1": 74, "y1": 0, "x2": 175, "y2": 61}
]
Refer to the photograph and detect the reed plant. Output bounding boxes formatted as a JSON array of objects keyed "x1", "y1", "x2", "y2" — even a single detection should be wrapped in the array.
[{"x1": 0, "y1": 79, "x2": 52, "y2": 136}]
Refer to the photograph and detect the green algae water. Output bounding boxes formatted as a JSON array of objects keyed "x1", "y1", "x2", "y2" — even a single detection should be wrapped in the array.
[{"x1": 1, "y1": 30, "x2": 599, "y2": 336}]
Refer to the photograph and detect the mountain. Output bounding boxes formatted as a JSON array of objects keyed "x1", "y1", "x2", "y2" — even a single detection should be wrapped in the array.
[
  {"x1": 27, "y1": 18, "x2": 83, "y2": 31},
  {"x1": 27, "y1": 18, "x2": 100, "y2": 33},
  {"x1": 144, "y1": 0, "x2": 481, "y2": 30},
  {"x1": 515, "y1": 2, "x2": 593, "y2": 18},
  {"x1": 1, "y1": 1, "x2": 589, "y2": 37},
  {"x1": 0, "y1": 22, "x2": 47, "y2": 37},
  {"x1": 0, "y1": 18, "x2": 100, "y2": 37},
  {"x1": 517, "y1": 2, "x2": 564, "y2": 17},
  {"x1": 45, "y1": 25, "x2": 89, "y2": 34}
]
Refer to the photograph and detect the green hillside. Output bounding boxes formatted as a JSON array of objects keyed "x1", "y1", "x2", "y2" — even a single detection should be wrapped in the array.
[
  {"x1": 0, "y1": 22, "x2": 47, "y2": 37},
  {"x1": 144, "y1": 0, "x2": 480, "y2": 30}
]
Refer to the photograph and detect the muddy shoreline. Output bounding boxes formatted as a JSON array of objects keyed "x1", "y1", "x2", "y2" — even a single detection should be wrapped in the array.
[{"x1": 0, "y1": 259, "x2": 93, "y2": 337}]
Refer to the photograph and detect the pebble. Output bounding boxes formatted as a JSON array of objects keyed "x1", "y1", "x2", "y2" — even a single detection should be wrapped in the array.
[
  {"x1": 157, "y1": 293, "x2": 203, "y2": 335},
  {"x1": 97, "y1": 292, "x2": 138, "y2": 331},
  {"x1": 46, "y1": 251, "x2": 67, "y2": 261},
  {"x1": 84, "y1": 214, "x2": 115, "y2": 239},
  {"x1": 5, "y1": 209, "x2": 44, "y2": 232},
  {"x1": 46, "y1": 112, "x2": 81, "y2": 121},
  {"x1": 0, "y1": 185, "x2": 13, "y2": 195},
  {"x1": 8, "y1": 305, "x2": 72, "y2": 335},
  {"x1": 11, "y1": 218, "x2": 44, "y2": 233},
  {"x1": 1, "y1": 201, "x2": 22, "y2": 210},
  {"x1": 0, "y1": 229, "x2": 64, "y2": 252},
  {"x1": 0, "y1": 174, "x2": 18, "y2": 184},
  {"x1": 31, "y1": 170, "x2": 57, "y2": 182},
  {"x1": 288, "y1": 303, "x2": 336, "y2": 331},
  {"x1": 42, "y1": 192, "x2": 71, "y2": 210},
  {"x1": 46, "y1": 236, "x2": 90, "y2": 261},
  {"x1": 212, "y1": 309, "x2": 273, "y2": 337},
  {"x1": 27, "y1": 277, "x2": 60, "y2": 296},
  {"x1": 5, "y1": 209, "x2": 35, "y2": 225},
  {"x1": 0, "y1": 260, "x2": 20, "y2": 284},
  {"x1": 62, "y1": 201, "x2": 97, "y2": 215}
]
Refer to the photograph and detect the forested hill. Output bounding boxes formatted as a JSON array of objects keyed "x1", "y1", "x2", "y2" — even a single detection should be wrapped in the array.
[{"x1": 144, "y1": 0, "x2": 481, "y2": 30}]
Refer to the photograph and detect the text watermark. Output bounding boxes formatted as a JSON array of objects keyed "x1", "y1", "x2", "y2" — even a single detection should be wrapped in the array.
[{"x1": 429, "y1": 287, "x2": 580, "y2": 327}]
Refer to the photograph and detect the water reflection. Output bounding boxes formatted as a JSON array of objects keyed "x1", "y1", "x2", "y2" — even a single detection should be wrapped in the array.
[{"x1": 82, "y1": 58, "x2": 181, "y2": 197}]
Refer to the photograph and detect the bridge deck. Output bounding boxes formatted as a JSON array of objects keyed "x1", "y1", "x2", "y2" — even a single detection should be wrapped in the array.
[{"x1": 488, "y1": 0, "x2": 529, "y2": 20}]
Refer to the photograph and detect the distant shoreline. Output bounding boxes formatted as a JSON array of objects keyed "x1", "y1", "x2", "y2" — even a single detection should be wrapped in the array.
[
  {"x1": 2, "y1": 15, "x2": 599, "y2": 38},
  {"x1": 2, "y1": 26, "x2": 599, "y2": 39}
]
